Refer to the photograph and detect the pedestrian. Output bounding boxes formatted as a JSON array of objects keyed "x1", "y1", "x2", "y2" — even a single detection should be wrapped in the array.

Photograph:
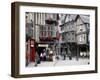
[
  {"x1": 43, "y1": 49, "x2": 46, "y2": 61},
  {"x1": 49, "y1": 49, "x2": 53, "y2": 61},
  {"x1": 34, "y1": 51, "x2": 40, "y2": 66},
  {"x1": 62, "y1": 50, "x2": 66, "y2": 60},
  {"x1": 67, "y1": 45, "x2": 72, "y2": 60},
  {"x1": 68, "y1": 50, "x2": 72, "y2": 60},
  {"x1": 40, "y1": 52, "x2": 43, "y2": 61}
]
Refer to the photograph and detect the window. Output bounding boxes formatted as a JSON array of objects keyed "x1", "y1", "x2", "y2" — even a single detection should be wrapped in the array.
[
  {"x1": 48, "y1": 31, "x2": 49, "y2": 36},
  {"x1": 67, "y1": 33, "x2": 70, "y2": 35},
  {"x1": 72, "y1": 38, "x2": 74, "y2": 40},
  {"x1": 84, "y1": 35, "x2": 85, "y2": 40},
  {"x1": 40, "y1": 26, "x2": 43, "y2": 31},
  {"x1": 51, "y1": 31, "x2": 54, "y2": 36},
  {"x1": 72, "y1": 32, "x2": 74, "y2": 35},
  {"x1": 41, "y1": 31, "x2": 43, "y2": 37},
  {"x1": 68, "y1": 38, "x2": 70, "y2": 40},
  {"x1": 80, "y1": 29, "x2": 83, "y2": 31},
  {"x1": 44, "y1": 31, "x2": 46, "y2": 36}
]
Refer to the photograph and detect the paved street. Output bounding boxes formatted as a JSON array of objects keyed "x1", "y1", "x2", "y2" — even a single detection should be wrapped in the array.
[{"x1": 27, "y1": 57, "x2": 90, "y2": 67}]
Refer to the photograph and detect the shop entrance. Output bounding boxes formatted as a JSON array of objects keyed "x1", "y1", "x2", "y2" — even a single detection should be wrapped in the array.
[
  {"x1": 38, "y1": 47, "x2": 46, "y2": 56},
  {"x1": 37, "y1": 44, "x2": 49, "y2": 56}
]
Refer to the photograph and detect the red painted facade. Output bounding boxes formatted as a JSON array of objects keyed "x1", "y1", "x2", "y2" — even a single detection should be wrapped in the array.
[{"x1": 30, "y1": 39, "x2": 36, "y2": 62}]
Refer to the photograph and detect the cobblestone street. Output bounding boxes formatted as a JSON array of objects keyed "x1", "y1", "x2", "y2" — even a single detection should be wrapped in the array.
[{"x1": 28, "y1": 57, "x2": 89, "y2": 67}]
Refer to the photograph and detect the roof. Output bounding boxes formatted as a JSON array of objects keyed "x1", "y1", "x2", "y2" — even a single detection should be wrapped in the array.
[
  {"x1": 80, "y1": 15, "x2": 90, "y2": 23},
  {"x1": 76, "y1": 15, "x2": 90, "y2": 23},
  {"x1": 60, "y1": 14, "x2": 90, "y2": 27},
  {"x1": 69, "y1": 14, "x2": 77, "y2": 21}
]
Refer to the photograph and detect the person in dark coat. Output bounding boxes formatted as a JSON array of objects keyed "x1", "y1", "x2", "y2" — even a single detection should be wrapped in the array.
[
  {"x1": 62, "y1": 49, "x2": 66, "y2": 60},
  {"x1": 67, "y1": 46, "x2": 72, "y2": 60}
]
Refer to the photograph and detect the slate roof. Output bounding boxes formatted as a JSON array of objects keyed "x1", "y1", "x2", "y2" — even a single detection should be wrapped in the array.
[
  {"x1": 69, "y1": 14, "x2": 77, "y2": 21},
  {"x1": 79, "y1": 15, "x2": 90, "y2": 23},
  {"x1": 60, "y1": 14, "x2": 90, "y2": 27}
]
